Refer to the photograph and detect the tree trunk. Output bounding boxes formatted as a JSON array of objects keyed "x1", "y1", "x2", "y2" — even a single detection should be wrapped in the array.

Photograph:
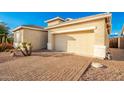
[{"x1": 20, "y1": 48, "x2": 27, "y2": 56}]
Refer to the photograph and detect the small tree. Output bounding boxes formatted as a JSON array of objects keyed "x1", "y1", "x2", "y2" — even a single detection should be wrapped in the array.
[
  {"x1": 0, "y1": 22, "x2": 9, "y2": 43},
  {"x1": 18, "y1": 42, "x2": 32, "y2": 56}
]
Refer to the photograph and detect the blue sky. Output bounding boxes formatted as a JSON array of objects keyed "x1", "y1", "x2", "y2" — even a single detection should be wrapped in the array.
[{"x1": 0, "y1": 12, "x2": 123, "y2": 34}]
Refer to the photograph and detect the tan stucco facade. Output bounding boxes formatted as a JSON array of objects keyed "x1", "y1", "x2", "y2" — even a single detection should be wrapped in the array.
[
  {"x1": 45, "y1": 13, "x2": 111, "y2": 58},
  {"x1": 13, "y1": 26, "x2": 48, "y2": 51}
]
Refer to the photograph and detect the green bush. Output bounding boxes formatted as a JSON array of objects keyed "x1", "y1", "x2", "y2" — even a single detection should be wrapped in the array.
[{"x1": 7, "y1": 37, "x2": 13, "y2": 44}]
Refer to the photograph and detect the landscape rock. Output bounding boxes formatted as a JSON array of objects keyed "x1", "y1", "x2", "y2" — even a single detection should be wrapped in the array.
[{"x1": 91, "y1": 62, "x2": 104, "y2": 68}]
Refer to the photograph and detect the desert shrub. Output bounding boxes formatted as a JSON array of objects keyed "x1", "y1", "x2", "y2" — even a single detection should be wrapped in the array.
[
  {"x1": 0, "y1": 43, "x2": 6, "y2": 52},
  {"x1": 6, "y1": 43, "x2": 13, "y2": 49},
  {"x1": 0, "y1": 43, "x2": 13, "y2": 52}
]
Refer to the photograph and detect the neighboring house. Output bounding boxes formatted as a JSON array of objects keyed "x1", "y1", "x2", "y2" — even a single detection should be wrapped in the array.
[
  {"x1": 13, "y1": 25, "x2": 48, "y2": 50},
  {"x1": 45, "y1": 13, "x2": 111, "y2": 58},
  {"x1": 109, "y1": 25, "x2": 124, "y2": 49}
]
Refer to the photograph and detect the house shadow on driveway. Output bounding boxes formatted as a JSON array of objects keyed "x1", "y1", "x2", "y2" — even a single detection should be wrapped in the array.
[{"x1": 32, "y1": 49, "x2": 74, "y2": 57}]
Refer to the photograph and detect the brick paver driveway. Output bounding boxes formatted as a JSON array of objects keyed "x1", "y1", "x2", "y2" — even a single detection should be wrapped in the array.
[{"x1": 0, "y1": 52, "x2": 92, "y2": 81}]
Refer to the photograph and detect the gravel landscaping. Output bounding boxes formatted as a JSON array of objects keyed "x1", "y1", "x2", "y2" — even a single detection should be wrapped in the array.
[
  {"x1": 79, "y1": 59, "x2": 124, "y2": 81},
  {"x1": 79, "y1": 48, "x2": 124, "y2": 81}
]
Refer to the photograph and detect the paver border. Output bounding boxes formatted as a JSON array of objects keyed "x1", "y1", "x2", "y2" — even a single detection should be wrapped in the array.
[{"x1": 72, "y1": 60, "x2": 92, "y2": 81}]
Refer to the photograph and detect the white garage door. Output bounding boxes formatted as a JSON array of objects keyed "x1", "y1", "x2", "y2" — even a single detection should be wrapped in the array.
[{"x1": 54, "y1": 31, "x2": 94, "y2": 56}]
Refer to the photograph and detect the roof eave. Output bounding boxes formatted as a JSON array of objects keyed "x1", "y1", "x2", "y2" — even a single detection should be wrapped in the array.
[
  {"x1": 12, "y1": 26, "x2": 46, "y2": 32},
  {"x1": 45, "y1": 16, "x2": 65, "y2": 23},
  {"x1": 45, "y1": 13, "x2": 112, "y2": 30},
  {"x1": 12, "y1": 26, "x2": 22, "y2": 32}
]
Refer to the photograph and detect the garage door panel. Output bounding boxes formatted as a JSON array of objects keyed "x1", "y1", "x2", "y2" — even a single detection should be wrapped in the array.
[
  {"x1": 54, "y1": 34, "x2": 71, "y2": 51},
  {"x1": 54, "y1": 31, "x2": 94, "y2": 56}
]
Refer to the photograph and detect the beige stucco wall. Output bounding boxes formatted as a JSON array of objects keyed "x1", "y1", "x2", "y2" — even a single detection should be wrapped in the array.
[
  {"x1": 13, "y1": 29, "x2": 23, "y2": 48},
  {"x1": 22, "y1": 28, "x2": 48, "y2": 50},
  {"x1": 47, "y1": 18, "x2": 109, "y2": 58},
  {"x1": 105, "y1": 29, "x2": 109, "y2": 47},
  {"x1": 48, "y1": 20, "x2": 63, "y2": 26},
  {"x1": 14, "y1": 28, "x2": 48, "y2": 51},
  {"x1": 48, "y1": 19, "x2": 106, "y2": 45}
]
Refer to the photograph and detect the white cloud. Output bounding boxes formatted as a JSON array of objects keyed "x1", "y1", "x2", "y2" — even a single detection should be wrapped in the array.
[{"x1": 111, "y1": 32, "x2": 118, "y2": 35}]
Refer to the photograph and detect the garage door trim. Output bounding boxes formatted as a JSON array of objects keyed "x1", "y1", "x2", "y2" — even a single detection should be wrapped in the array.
[{"x1": 51, "y1": 26, "x2": 96, "y2": 34}]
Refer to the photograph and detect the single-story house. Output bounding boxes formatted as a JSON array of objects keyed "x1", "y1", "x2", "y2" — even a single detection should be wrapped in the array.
[
  {"x1": 45, "y1": 13, "x2": 111, "y2": 58},
  {"x1": 13, "y1": 25, "x2": 48, "y2": 50}
]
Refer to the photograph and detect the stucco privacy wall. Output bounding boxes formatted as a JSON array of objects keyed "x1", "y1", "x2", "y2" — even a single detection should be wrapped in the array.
[
  {"x1": 118, "y1": 37, "x2": 124, "y2": 49},
  {"x1": 22, "y1": 28, "x2": 48, "y2": 50},
  {"x1": 46, "y1": 17, "x2": 110, "y2": 58}
]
